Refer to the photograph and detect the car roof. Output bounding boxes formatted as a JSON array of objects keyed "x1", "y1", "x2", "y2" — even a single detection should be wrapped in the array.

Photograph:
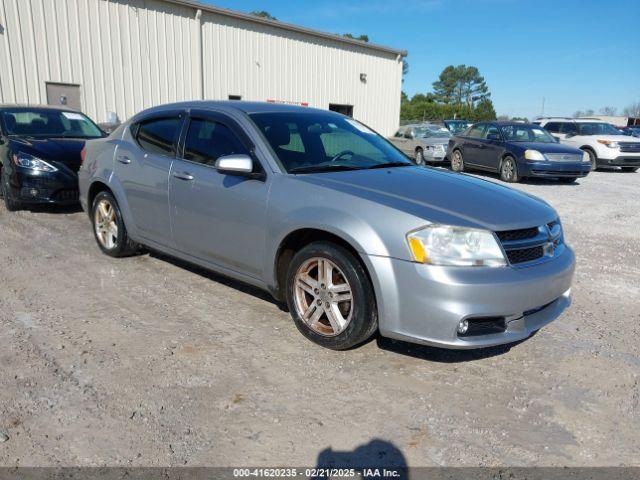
[
  {"x1": 136, "y1": 100, "x2": 334, "y2": 118},
  {"x1": 0, "y1": 104, "x2": 80, "y2": 113}
]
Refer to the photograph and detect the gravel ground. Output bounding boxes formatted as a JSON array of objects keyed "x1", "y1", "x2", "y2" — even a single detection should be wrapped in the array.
[{"x1": 0, "y1": 170, "x2": 638, "y2": 468}]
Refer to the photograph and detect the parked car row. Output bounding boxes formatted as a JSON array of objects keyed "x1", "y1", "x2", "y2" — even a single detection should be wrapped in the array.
[
  {"x1": 2, "y1": 101, "x2": 576, "y2": 352},
  {"x1": 389, "y1": 117, "x2": 640, "y2": 183}
]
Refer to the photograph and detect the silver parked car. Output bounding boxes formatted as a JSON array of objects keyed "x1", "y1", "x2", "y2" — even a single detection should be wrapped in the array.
[
  {"x1": 389, "y1": 124, "x2": 452, "y2": 165},
  {"x1": 78, "y1": 101, "x2": 575, "y2": 351}
]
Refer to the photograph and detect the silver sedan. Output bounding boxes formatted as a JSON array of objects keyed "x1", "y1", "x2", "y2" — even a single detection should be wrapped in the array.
[
  {"x1": 389, "y1": 124, "x2": 453, "y2": 165},
  {"x1": 79, "y1": 102, "x2": 574, "y2": 351}
]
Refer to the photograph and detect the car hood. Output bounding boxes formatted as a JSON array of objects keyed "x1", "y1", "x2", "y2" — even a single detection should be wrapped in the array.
[
  {"x1": 420, "y1": 136, "x2": 451, "y2": 144},
  {"x1": 513, "y1": 142, "x2": 583, "y2": 154},
  {"x1": 294, "y1": 166, "x2": 557, "y2": 231},
  {"x1": 9, "y1": 137, "x2": 86, "y2": 172}
]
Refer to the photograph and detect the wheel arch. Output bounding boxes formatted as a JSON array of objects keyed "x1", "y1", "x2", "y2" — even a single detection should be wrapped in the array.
[{"x1": 271, "y1": 227, "x2": 376, "y2": 303}]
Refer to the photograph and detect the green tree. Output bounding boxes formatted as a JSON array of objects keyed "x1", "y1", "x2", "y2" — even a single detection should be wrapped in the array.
[
  {"x1": 343, "y1": 33, "x2": 369, "y2": 42},
  {"x1": 250, "y1": 10, "x2": 277, "y2": 20},
  {"x1": 470, "y1": 98, "x2": 497, "y2": 121},
  {"x1": 432, "y1": 65, "x2": 490, "y2": 108}
]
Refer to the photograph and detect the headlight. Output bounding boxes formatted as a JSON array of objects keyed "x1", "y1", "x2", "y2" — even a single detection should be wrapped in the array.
[
  {"x1": 524, "y1": 149, "x2": 546, "y2": 161},
  {"x1": 597, "y1": 140, "x2": 619, "y2": 148},
  {"x1": 407, "y1": 225, "x2": 506, "y2": 267},
  {"x1": 12, "y1": 153, "x2": 58, "y2": 172},
  {"x1": 582, "y1": 151, "x2": 590, "y2": 162}
]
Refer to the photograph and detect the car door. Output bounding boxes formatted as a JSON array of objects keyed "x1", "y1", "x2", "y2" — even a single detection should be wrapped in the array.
[
  {"x1": 477, "y1": 124, "x2": 503, "y2": 170},
  {"x1": 461, "y1": 123, "x2": 486, "y2": 166},
  {"x1": 402, "y1": 127, "x2": 418, "y2": 155},
  {"x1": 169, "y1": 109, "x2": 270, "y2": 279},
  {"x1": 114, "y1": 110, "x2": 184, "y2": 246},
  {"x1": 559, "y1": 122, "x2": 579, "y2": 146}
]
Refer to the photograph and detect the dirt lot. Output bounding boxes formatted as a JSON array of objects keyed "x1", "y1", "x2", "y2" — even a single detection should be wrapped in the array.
[{"x1": 0, "y1": 170, "x2": 639, "y2": 467}]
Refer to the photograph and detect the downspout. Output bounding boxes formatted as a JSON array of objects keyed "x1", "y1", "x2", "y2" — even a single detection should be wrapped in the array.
[{"x1": 195, "y1": 9, "x2": 204, "y2": 100}]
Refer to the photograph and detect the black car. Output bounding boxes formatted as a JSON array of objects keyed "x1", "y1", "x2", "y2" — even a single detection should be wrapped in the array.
[
  {"x1": 0, "y1": 105, "x2": 104, "y2": 211},
  {"x1": 620, "y1": 126, "x2": 640, "y2": 137},
  {"x1": 447, "y1": 121, "x2": 592, "y2": 183}
]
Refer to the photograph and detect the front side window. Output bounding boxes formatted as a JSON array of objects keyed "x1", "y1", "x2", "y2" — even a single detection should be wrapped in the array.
[
  {"x1": 467, "y1": 124, "x2": 485, "y2": 138},
  {"x1": 575, "y1": 122, "x2": 623, "y2": 136},
  {"x1": 136, "y1": 117, "x2": 181, "y2": 155},
  {"x1": 484, "y1": 125, "x2": 500, "y2": 139},
  {"x1": 560, "y1": 123, "x2": 578, "y2": 135},
  {"x1": 249, "y1": 112, "x2": 412, "y2": 173},
  {"x1": 501, "y1": 125, "x2": 556, "y2": 143},
  {"x1": 183, "y1": 118, "x2": 249, "y2": 166},
  {"x1": 1, "y1": 108, "x2": 103, "y2": 139}
]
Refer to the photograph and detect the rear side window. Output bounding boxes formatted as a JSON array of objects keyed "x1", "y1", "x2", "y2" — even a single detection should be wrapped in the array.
[
  {"x1": 544, "y1": 122, "x2": 561, "y2": 133},
  {"x1": 183, "y1": 118, "x2": 249, "y2": 166},
  {"x1": 560, "y1": 123, "x2": 578, "y2": 135},
  {"x1": 136, "y1": 117, "x2": 181, "y2": 155}
]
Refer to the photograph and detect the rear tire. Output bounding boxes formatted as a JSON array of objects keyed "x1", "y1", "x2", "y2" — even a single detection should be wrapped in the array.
[
  {"x1": 451, "y1": 149, "x2": 464, "y2": 172},
  {"x1": 286, "y1": 241, "x2": 377, "y2": 350},
  {"x1": 500, "y1": 156, "x2": 520, "y2": 183},
  {"x1": 1, "y1": 165, "x2": 22, "y2": 211},
  {"x1": 91, "y1": 191, "x2": 139, "y2": 257}
]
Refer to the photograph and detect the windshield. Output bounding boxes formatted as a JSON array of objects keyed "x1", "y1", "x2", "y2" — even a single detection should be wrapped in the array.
[
  {"x1": 249, "y1": 112, "x2": 413, "y2": 173},
  {"x1": 415, "y1": 127, "x2": 452, "y2": 139},
  {"x1": 501, "y1": 124, "x2": 556, "y2": 143},
  {"x1": 445, "y1": 121, "x2": 472, "y2": 134},
  {"x1": 1, "y1": 108, "x2": 104, "y2": 139},
  {"x1": 575, "y1": 122, "x2": 623, "y2": 136}
]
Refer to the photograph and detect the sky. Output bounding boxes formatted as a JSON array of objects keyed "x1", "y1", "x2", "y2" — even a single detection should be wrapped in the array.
[{"x1": 204, "y1": 0, "x2": 639, "y2": 120}]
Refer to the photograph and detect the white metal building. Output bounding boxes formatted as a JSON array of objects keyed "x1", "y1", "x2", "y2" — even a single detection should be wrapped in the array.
[{"x1": 0, "y1": 0, "x2": 406, "y2": 135}]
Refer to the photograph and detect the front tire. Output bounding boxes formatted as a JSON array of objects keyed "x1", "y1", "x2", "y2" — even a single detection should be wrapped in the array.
[
  {"x1": 583, "y1": 148, "x2": 598, "y2": 171},
  {"x1": 91, "y1": 191, "x2": 138, "y2": 257},
  {"x1": 286, "y1": 241, "x2": 377, "y2": 350},
  {"x1": 451, "y1": 149, "x2": 464, "y2": 172},
  {"x1": 1, "y1": 165, "x2": 22, "y2": 212},
  {"x1": 500, "y1": 156, "x2": 520, "y2": 183},
  {"x1": 415, "y1": 148, "x2": 425, "y2": 166}
]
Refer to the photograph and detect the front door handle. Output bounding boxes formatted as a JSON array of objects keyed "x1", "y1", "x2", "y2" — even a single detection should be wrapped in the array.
[
  {"x1": 116, "y1": 155, "x2": 131, "y2": 164},
  {"x1": 173, "y1": 172, "x2": 194, "y2": 181}
]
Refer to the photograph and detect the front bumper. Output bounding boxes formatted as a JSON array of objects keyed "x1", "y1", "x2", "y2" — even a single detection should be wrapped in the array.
[
  {"x1": 597, "y1": 154, "x2": 640, "y2": 167},
  {"x1": 521, "y1": 161, "x2": 591, "y2": 178},
  {"x1": 8, "y1": 168, "x2": 79, "y2": 205},
  {"x1": 367, "y1": 245, "x2": 575, "y2": 349},
  {"x1": 424, "y1": 146, "x2": 448, "y2": 162}
]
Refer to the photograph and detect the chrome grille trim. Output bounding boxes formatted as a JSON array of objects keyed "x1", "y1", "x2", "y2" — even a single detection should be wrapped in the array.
[
  {"x1": 496, "y1": 221, "x2": 564, "y2": 267},
  {"x1": 545, "y1": 153, "x2": 583, "y2": 162}
]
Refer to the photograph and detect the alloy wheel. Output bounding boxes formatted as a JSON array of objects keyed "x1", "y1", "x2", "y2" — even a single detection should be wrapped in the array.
[
  {"x1": 94, "y1": 199, "x2": 118, "y2": 249},
  {"x1": 415, "y1": 150, "x2": 424, "y2": 165},
  {"x1": 451, "y1": 150, "x2": 463, "y2": 171},
  {"x1": 293, "y1": 257, "x2": 353, "y2": 337},
  {"x1": 502, "y1": 159, "x2": 515, "y2": 181}
]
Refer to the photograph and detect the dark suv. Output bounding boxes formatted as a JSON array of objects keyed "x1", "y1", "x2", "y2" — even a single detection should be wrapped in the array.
[
  {"x1": 0, "y1": 105, "x2": 104, "y2": 211},
  {"x1": 447, "y1": 121, "x2": 591, "y2": 183}
]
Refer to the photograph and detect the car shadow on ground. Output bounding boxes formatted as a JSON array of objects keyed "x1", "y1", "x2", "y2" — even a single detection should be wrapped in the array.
[
  {"x1": 313, "y1": 439, "x2": 408, "y2": 479},
  {"x1": 467, "y1": 170, "x2": 585, "y2": 186},
  {"x1": 376, "y1": 334, "x2": 531, "y2": 363},
  {"x1": 147, "y1": 250, "x2": 287, "y2": 311},
  {"x1": 26, "y1": 203, "x2": 84, "y2": 214}
]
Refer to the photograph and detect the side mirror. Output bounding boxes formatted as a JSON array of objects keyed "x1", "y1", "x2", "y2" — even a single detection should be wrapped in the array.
[
  {"x1": 215, "y1": 154, "x2": 262, "y2": 179},
  {"x1": 486, "y1": 133, "x2": 500, "y2": 141}
]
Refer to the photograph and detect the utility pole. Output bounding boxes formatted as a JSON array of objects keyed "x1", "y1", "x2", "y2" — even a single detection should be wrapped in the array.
[{"x1": 541, "y1": 97, "x2": 546, "y2": 117}]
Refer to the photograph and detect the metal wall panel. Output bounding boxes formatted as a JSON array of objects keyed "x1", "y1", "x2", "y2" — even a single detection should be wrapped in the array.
[{"x1": 0, "y1": 0, "x2": 402, "y2": 135}]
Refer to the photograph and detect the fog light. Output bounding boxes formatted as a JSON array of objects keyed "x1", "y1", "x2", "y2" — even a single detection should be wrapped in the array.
[{"x1": 457, "y1": 319, "x2": 469, "y2": 335}]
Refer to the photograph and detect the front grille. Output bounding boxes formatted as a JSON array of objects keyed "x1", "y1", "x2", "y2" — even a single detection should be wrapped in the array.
[
  {"x1": 545, "y1": 153, "x2": 583, "y2": 162},
  {"x1": 495, "y1": 221, "x2": 563, "y2": 266},
  {"x1": 619, "y1": 142, "x2": 640, "y2": 153},
  {"x1": 506, "y1": 246, "x2": 544, "y2": 264},
  {"x1": 496, "y1": 227, "x2": 539, "y2": 242}
]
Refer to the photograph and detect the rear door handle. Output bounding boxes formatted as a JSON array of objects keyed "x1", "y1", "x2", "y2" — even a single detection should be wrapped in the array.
[
  {"x1": 173, "y1": 172, "x2": 194, "y2": 181},
  {"x1": 116, "y1": 155, "x2": 131, "y2": 164}
]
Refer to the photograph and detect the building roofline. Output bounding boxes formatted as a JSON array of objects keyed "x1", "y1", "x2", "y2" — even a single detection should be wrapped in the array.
[{"x1": 161, "y1": 0, "x2": 408, "y2": 57}]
